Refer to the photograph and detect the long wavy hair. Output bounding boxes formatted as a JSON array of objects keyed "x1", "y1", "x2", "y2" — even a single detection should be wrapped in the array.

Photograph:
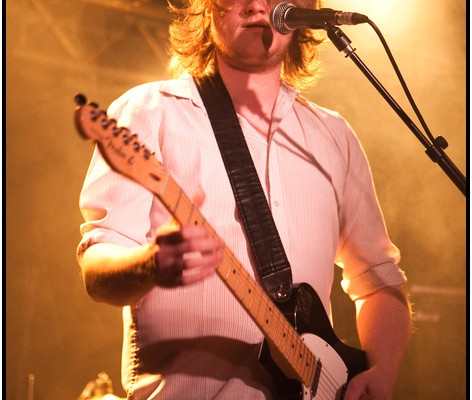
[{"x1": 167, "y1": 0, "x2": 326, "y2": 91}]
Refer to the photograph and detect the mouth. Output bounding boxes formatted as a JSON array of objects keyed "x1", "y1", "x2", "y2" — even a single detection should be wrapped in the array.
[{"x1": 243, "y1": 20, "x2": 271, "y2": 29}]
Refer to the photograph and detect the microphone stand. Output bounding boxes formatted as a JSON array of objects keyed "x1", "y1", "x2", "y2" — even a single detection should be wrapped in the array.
[{"x1": 325, "y1": 25, "x2": 467, "y2": 197}]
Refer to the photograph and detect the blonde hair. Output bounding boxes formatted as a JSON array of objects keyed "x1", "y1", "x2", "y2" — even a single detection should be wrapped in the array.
[{"x1": 167, "y1": 0, "x2": 326, "y2": 91}]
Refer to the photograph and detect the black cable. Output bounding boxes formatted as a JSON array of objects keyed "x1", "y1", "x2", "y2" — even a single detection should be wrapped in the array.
[{"x1": 365, "y1": 18, "x2": 437, "y2": 145}]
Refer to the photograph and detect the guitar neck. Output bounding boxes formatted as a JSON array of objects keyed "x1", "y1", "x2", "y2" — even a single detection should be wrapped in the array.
[
  {"x1": 76, "y1": 98, "x2": 369, "y2": 400},
  {"x1": 156, "y1": 174, "x2": 317, "y2": 387},
  {"x1": 74, "y1": 101, "x2": 316, "y2": 387}
]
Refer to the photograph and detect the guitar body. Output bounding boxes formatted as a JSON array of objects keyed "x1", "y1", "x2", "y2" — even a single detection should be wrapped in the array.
[{"x1": 259, "y1": 283, "x2": 367, "y2": 400}]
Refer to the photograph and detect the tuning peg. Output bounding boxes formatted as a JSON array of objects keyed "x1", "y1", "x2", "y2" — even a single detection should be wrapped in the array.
[{"x1": 74, "y1": 93, "x2": 87, "y2": 106}]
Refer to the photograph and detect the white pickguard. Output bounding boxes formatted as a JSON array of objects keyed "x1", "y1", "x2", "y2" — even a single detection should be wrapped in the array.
[{"x1": 301, "y1": 333, "x2": 349, "y2": 400}]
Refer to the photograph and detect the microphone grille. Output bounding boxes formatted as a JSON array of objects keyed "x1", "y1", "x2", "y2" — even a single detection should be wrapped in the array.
[{"x1": 270, "y1": 2, "x2": 296, "y2": 34}]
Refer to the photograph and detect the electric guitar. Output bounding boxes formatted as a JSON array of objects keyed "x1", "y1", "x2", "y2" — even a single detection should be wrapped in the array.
[{"x1": 73, "y1": 94, "x2": 367, "y2": 400}]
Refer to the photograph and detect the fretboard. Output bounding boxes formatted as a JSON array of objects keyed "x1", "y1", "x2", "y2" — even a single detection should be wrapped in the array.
[{"x1": 156, "y1": 172, "x2": 317, "y2": 387}]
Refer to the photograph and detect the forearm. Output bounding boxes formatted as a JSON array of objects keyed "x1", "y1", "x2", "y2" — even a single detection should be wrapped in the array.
[
  {"x1": 355, "y1": 284, "x2": 413, "y2": 396},
  {"x1": 78, "y1": 242, "x2": 158, "y2": 307}
]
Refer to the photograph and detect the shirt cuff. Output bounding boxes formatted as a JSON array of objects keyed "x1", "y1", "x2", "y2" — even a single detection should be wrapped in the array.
[
  {"x1": 341, "y1": 262, "x2": 407, "y2": 301},
  {"x1": 76, "y1": 228, "x2": 141, "y2": 260}
]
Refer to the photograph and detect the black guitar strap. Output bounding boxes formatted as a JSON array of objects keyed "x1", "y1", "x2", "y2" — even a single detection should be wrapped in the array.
[{"x1": 195, "y1": 73, "x2": 293, "y2": 302}]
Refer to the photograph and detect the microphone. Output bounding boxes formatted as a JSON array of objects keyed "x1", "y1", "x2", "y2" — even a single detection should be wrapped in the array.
[{"x1": 270, "y1": 2, "x2": 369, "y2": 34}]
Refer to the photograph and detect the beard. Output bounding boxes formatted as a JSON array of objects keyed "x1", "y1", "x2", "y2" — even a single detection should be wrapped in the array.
[{"x1": 212, "y1": 25, "x2": 288, "y2": 73}]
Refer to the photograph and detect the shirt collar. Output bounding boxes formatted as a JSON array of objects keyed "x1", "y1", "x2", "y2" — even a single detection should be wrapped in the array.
[
  {"x1": 159, "y1": 74, "x2": 206, "y2": 109},
  {"x1": 159, "y1": 74, "x2": 300, "y2": 114}
]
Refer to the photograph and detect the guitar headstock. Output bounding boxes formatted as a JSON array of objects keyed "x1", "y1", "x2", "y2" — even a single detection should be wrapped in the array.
[{"x1": 74, "y1": 94, "x2": 169, "y2": 196}]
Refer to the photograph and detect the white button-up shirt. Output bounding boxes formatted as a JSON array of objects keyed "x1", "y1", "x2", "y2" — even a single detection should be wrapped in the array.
[{"x1": 78, "y1": 75, "x2": 406, "y2": 399}]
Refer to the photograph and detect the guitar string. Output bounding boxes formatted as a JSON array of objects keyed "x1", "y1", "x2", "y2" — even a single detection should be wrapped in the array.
[
  {"x1": 96, "y1": 112, "x2": 348, "y2": 400},
  {"x1": 165, "y1": 182, "x2": 321, "y2": 385},
  {"x1": 137, "y1": 150, "x2": 345, "y2": 399},
  {"x1": 220, "y1": 249, "x2": 345, "y2": 400},
  {"x1": 97, "y1": 110, "x2": 346, "y2": 399},
  {"x1": 312, "y1": 359, "x2": 344, "y2": 399}
]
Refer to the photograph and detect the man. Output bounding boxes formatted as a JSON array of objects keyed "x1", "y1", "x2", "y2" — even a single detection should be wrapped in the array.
[{"x1": 77, "y1": 0, "x2": 412, "y2": 398}]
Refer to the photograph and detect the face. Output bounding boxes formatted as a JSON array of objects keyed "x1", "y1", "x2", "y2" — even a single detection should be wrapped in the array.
[{"x1": 211, "y1": 0, "x2": 295, "y2": 72}]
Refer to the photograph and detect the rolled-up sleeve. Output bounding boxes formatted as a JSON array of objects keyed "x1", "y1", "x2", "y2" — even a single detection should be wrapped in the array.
[
  {"x1": 335, "y1": 125, "x2": 407, "y2": 300},
  {"x1": 77, "y1": 86, "x2": 164, "y2": 259}
]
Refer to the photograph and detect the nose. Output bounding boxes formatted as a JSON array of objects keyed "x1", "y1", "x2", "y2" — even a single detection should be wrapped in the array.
[{"x1": 244, "y1": 0, "x2": 268, "y2": 15}]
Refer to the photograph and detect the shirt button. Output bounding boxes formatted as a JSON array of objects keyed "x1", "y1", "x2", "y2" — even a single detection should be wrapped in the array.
[{"x1": 274, "y1": 200, "x2": 280, "y2": 207}]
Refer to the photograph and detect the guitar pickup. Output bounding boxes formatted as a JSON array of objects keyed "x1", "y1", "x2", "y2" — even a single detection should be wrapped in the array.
[{"x1": 310, "y1": 358, "x2": 322, "y2": 398}]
